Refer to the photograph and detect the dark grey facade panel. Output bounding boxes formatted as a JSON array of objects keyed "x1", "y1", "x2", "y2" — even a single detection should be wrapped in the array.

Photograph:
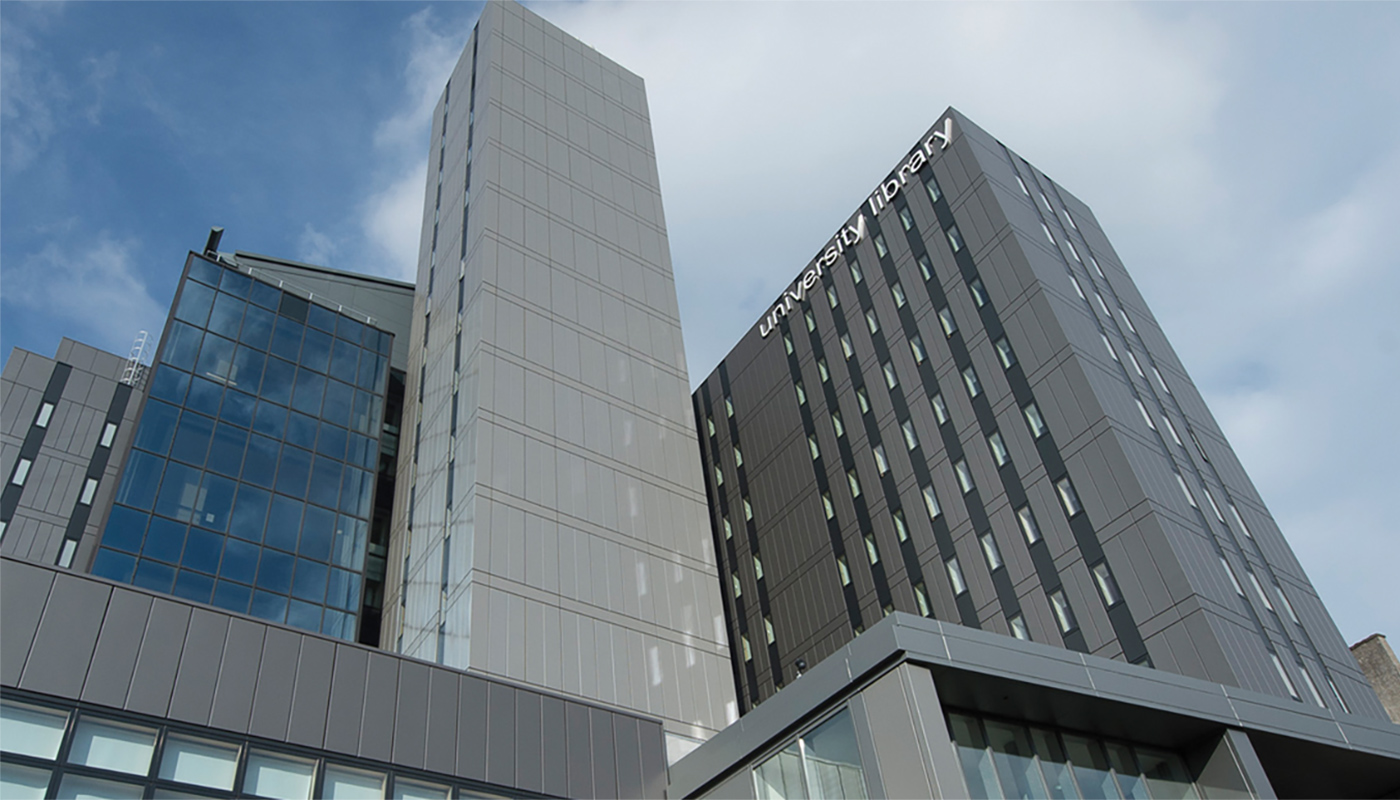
[
  {"x1": 456, "y1": 672, "x2": 489, "y2": 782},
  {"x1": 19, "y1": 572, "x2": 109, "y2": 698},
  {"x1": 359, "y1": 651, "x2": 399, "y2": 762},
  {"x1": 209, "y1": 615, "x2": 265, "y2": 733},
  {"x1": 126, "y1": 597, "x2": 191, "y2": 718},
  {"x1": 392, "y1": 659, "x2": 431, "y2": 769},
  {"x1": 485, "y1": 681, "x2": 518, "y2": 788},
  {"x1": 167, "y1": 606, "x2": 230, "y2": 725},
  {"x1": 540, "y1": 695, "x2": 569, "y2": 797},
  {"x1": 80, "y1": 588, "x2": 151, "y2": 707},
  {"x1": 286, "y1": 633, "x2": 335, "y2": 748},
  {"x1": 0, "y1": 555, "x2": 53, "y2": 685},
  {"x1": 424, "y1": 665, "x2": 460, "y2": 775},
  {"x1": 323, "y1": 642, "x2": 369, "y2": 755},
  {"x1": 515, "y1": 689, "x2": 544, "y2": 794}
]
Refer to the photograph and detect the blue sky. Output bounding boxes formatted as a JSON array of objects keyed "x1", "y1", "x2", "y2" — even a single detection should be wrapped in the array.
[{"x1": 3, "y1": 2, "x2": 1398, "y2": 648}]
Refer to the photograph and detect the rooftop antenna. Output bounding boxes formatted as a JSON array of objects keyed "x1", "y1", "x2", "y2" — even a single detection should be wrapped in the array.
[{"x1": 121, "y1": 330, "x2": 149, "y2": 387}]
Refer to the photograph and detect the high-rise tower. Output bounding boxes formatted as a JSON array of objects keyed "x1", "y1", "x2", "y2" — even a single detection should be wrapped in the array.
[{"x1": 385, "y1": 1, "x2": 734, "y2": 751}]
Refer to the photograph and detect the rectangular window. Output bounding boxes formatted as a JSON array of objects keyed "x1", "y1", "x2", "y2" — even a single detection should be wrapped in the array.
[
  {"x1": 980, "y1": 533, "x2": 1003, "y2": 571},
  {"x1": 961, "y1": 365, "x2": 981, "y2": 398},
  {"x1": 1221, "y1": 557, "x2": 1246, "y2": 596},
  {"x1": 726, "y1": 396, "x2": 735, "y2": 417},
  {"x1": 100, "y1": 422, "x2": 118, "y2": 448},
  {"x1": 938, "y1": 307, "x2": 957, "y2": 337},
  {"x1": 1096, "y1": 293, "x2": 1112, "y2": 317},
  {"x1": 1102, "y1": 333, "x2": 1119, "y2": 362},
  {"x1": 893, "y1": 508, "x2": 909, "y2": 542},
  {"x1": 899, "y1": 206, "x2": 915, "y2": 231},
  {"x1": 1120, "y1": 309, "x2": 1137, "y2": 334},
  {"x1": 918, "y1": 254, "x2": 934, "y2": 281},
  {"x1": 909, "y1": 334, "x2": 927, "y2": 364},
  {"x1": 11, "y1": 458, "x2": 32, "y2": 487},
  {"x1": 35, "y1": 402, "x2": 54, "y2": 428},
  {"x1": 1056, "y1": 477, "x2": 1082, "y2": 516},
  {"x1": 902, "y1": 419, "x2": 919, "y2": 451},
  {"x1": 744, "y1": 497, "x2": 754, "y2": 521},
  {"x1": 707, "y1": 415, "x2": 716, "y2": 436},
  {"x1": 1009, "y1": 614, "x2": 1030, "y2": 640},
  {"x1": 1091, "y1": 255, "x2": 1104, "y2": 276},
  {"x1": 733, "y1": 446, "x2": 744, "y2": 469},
  {"x1": 932, "y1": 393, "x2": 950, "y2": 425},
  {"x1": 837, "y1": 554, "x2": 852, "y2": 586},
  {"x1": 865, "y1": 309, "x2": 880, "y2": 335},
  {"x1": 955, "y1": 458, "x2": 975, "y2": 495},
  {"x1": 856, "y1": 385, "x2": 871, "y2": 414},
  {"x1": 841, "y1": 332, "x2": 855, "y2": 360},
  {"x1": 765, "y1": 616, "x2": 776, "y2": 645},
  {"x1": 994, "y1": 337, "x2": 1016, "y2": 368},
  {"x1": 79, "y1": 477, "x2": 99, "y2": 505},
  {"x1": 1135, "y1": 399, "x2": 1156, "y2": 430},
  {"x1": 1271, "y1": 653, "x2": 1300, "y2": 701},
  {"x1": 832, "y1": 411, "x2": 845, "y2": 438},
  {"x1": 926, "y1": 176, "x2": 942, "y2": 202},
  {"x1": 988, "y1": 431, "x2": 1010, "y2": 467},
  {"x1": 818, "y1": 358, "x2": 830, "y2": 383},
  {"x1": 1248, "y1": 571, "x2": 1275, "y2": 612},
  {"x1": 915, "y1": 582, "x2": 932, "y2": 616},
  {"x1": 874, "y1": 233, "x2": 889, "y2": 258},
  {"x1": 1189, "y1": 429, "x2": 1211, "y2": 462},
  {"x1": 946, "y1": 557, "x2": 967, "y2": 595},
  {"x1": 58, "y1": 539, "x2": 77, "y2": 568},
  {"x1": 969, "y1": 277, "x2": 989, "y2": 308},
  {"x1": 713, "y1": 465, "x2": 724, "y2": 488},
  {"x1": 1041, "y1": 223, "x2": 1055, "y2": 245},
  {"x1": 1277, "y1": 582, "x2": 1300, "y2": 623},
  {"x1": 1229, "y1": 503, "x2": 1254, "y2": 538},
  {"x1": 851, "y1": 259, "x2": 864, "y2": 284},
  {"x1": 873, "y1": 443, "x2": 890, "y2": 476},
  {"x1": 1153, "y1": 366, "x2": 1171, "y2": 395},
  {"x1": 1162, "y1": 413, "x2": 1183, "y2": 445},
  {"x1": 1016, "y1": 175, "x2": 1030, "y2": 195},
  {"x1": 922, "y1": 484, "x2": 942, "y2": 519},
  {"x1": 732, "y1": 573, "x2": 742, "y2": 599},
  {"x1": 158, "y1": 734, "x2": 240, "y2": 791},
  {"x1": 883, "y1": 361, "x2": 898, "y2": 390},
  {"x1": 742, "y1": 634, "x2": 752, "y2": 662},
  {"x1": 1050, "y1": 590, "x2": 1077, "y2": 632},
  {"x1": 70, "y1": 718, "x2": 158, "y2": 775},
  {"x1": 805, "y1": 309, "x2": 816, "y2": 333},
  {"x1": 1127, "y1": 349, "x2": 1146, "y2": 377},
  {"x1": 795, "y1": 381, "x2": 807, "y2": 406},
  {"x1": 1092, "y1": 562, "x2": 1121, "y2": 606},
  {"x1": 1176, "y1": 472, "x2": 1197, "y2": 508},
  {"x1": 827, "y1": 285, "x2": 840, "y2": 309},
  {"x1": 822, "y1": 491, "x2": 836, "y2": 520},
  {"x1": 847, "y1": 469, "x2": 862, "y2": 499},
  {"x1": 1017, "y1": 505, "x2": 1042, "y2": 544},
  {"x1": 1067, "y1": 239, "x2": 1082, "y2": 262},
  {"x1": 891, "y1": 282, "x2": 907, "y2": 308},
  {"x1": 808, "y1": 434, "x2": 821, "y2": 461},
  {"x1": 947, "y1": 225, "x2": 964, "y2": 252},
  {"x1": 1298, "y1": 664, "x2": 1327, "y2": 708},
  {"x1": 1203, "y1": 487, "x2": 1226, "y2": 523},
  {"x1": 864, "y1": 533, "x2": 880, "y2": 565},
  {"x1": 784, "y1": 331, "x2": 794, "y2": 355},
  {"x1": 1330, "y1": 677, "x2": 1352, "y2": 714},
  {"x1": 1070, "y1": 275, "x2": 1086, "y2": 299},
  {"x1": 753, "y1": 553, "x2": 764, "y2": 581},
  {"x1": 724, "y1": 517, "x2": 733, "y2": 540},
  {"x1": 1040, "y1": 192, "x2": 1053, "y2": 212}
]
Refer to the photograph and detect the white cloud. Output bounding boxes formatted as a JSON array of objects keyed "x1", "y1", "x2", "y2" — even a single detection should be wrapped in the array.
[
  {"x1": 296, "y1": 222, "x2": 338, "y2": 267},
  {"x1": 362, "y1": 163, "x2": 430, "y2": 282},
  {"x1": 0, "y1": 15, "x2": 67, "y2": 172},
  {"x1": 3, "y1": 233, "x2": 165, "y2": 355}
]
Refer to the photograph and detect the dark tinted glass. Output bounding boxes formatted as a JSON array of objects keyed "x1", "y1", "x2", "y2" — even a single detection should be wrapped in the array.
[
  {"x1": 174, "y1": 281, "x2": 216, "y2": 327},
  {"x1": 316, "y1": 423, "x2": 347, "y2": 461},
  {"x1": 274, "y1": 445, "x2": 312, "y2": 497},
  {"x1": 291, "y1": 559, "x2": 328, "y2": 603},
  {"x1": 115, "y1": 450, "x2": 163, "y2": 510},
  {"x1": 182, "y1": 528, "x2": 225, "y2": 574},
  {"x1": 252, "y1": 401, "x2": 287, "y2": 439},
  {"x1": 270, "y1": 318, "x2": 304, "y2": 361},
  {"x1": 169, "y1": 412, "x2": 215, "y2": 467},
  {"x1": 142, "y1": 516, "x2": 186, "y2": 564},
  {"x1": 101, "y1": 505, "x2": 149, "y2": 554},
  {"x1": 255, "y1": 549, "x2": 294, "y2": 593},
  {"x1": 229, "y1": 484, "x2": 271, "y2": 542},
  {"x1": 219, "y1": 267, "x2": 252, "y2": 298},
  {"x1": 185, "y1": 376, "x2": 224, "y2": 418},
  {"x1": 187, "y1": 256, "x2": 223, "y2": 286},
  {"x1": 173, "y1": 570, "x2": 216, "y2": 604},
  {"x1": 133, "y1": 400, "x2": 180, "y2": 456},
  {"x1": 278, "y1": 293, "x2": 309, "y2": 323},
  {"x1": 133, "y1": 559, "x2": 176, "y2": 593},
  {"x1": 309, "y1": 458, "x2": 342, "y2": 509},
  {"x1": 220, "y1": 390, "x2": 257, "y2": 429},
  {"x1": 92, "y1": 549, "x2": 137, "y2": 583},
  {"x1": 250, "y1": 590, "x2": 288, "y2": 623},
  {"x1": 248, "y1": 280, "x2": 281, "y2": 311},
  {"x1": 242, "y1": 434, "x2": 279, "y2": 489},
  {"x1": 322, "y1": 379, "x2": 354, "y2": 429},
  {"x1": 220, "y1": 538, "x2": 259, "y2": 585},
  {"x1": 163, "y1": 322, "x2": 204, "y2": 372},
  {"x1": 265, "y1": 495, "x2": 303, "y2": 552},
  {"x1": 212, "y1": 580, "x2": 252, "y2": 613},
  {"x1": 329, "y1": 340, "x2": 360, "y2": 385},
  {"x1": 307, "y1": 303, "x2": 337, "y2": 333},
  {"x1": 207, "y1": 424, "x2": 248, "y2": 478},
  {"x1": 301, "y1": 329, "x2": 333, "y2": 373},
  {"x1": 287, "y1": 600, "x2": 323, "y2": 633},
  {"x1": 230, "y1": 347, "x2": 265, "y2": 394},
  {"x1": 299, "y1": 506, "x2": 336, "y2": 562},
  {"x1": 285, "y1": 412, "x2": 318, "y2": 449},
  {"x1": 260, "y1": 358, "x2": 295, "y2": 406},
  {"x1": 207, "y1": 292, "x2": 246, "y2": 339},
  {"x1": 291, "y1": 369, "x2": 326, "y2": 416},
  {"x1": 195, "y1": 333, "x2": 236, "y2": 381},
  {"x1": 149, "y1": 366, "x2": 191, "y2": 405},
  {"x1": 194, "y1": 473, "x2": 237, "y2": 532},
  {"x1": 240, "y1": 304, "x2": 276, "y2": 350},
  {"x1": 336, "y1": 316, "x2": 364, "y2": 344}
]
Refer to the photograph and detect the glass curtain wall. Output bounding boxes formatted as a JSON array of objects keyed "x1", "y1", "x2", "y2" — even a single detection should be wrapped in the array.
[
  {"x1": 92, "y1": 255, "x2": 393, "y2": 641},
  {"x1": 754, "y1": 709, "x2": 868, "y2": 800}
]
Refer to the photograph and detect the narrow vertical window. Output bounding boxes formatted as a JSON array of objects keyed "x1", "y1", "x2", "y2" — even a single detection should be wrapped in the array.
[
  {"x1": 34, "y1": 402, "x2": 55, "y2": 428},
  {"x1": 1016, "y1": 175, "x2": 1030, "y2": 195},
  {"x1": 57, "y1": 539, "x2": 77, "y2": 568},
  {"x1": 1092, "y1": 562, "x2": 1121, "y2": 606},
  {"x1": 1091, "y1": 255, "x2": 1104, "y2": 276},
  {"x1": 1203, "y1": 488, "x2": 1226, "y2": 523},
  {"x1": 1329, "y1": 676, "x2": 1352, "y2": 714},
  {"x1": 1056, "y1": 478, "x2": 1082, "y2": 516},
  {"x1": 926, "y1": 176, "x2": 942, "y2": 202},
  {"x1": 1041, "y1": 223, "x2": 1055, "y2": 245},
  {"x1": 1298, "y1": 665, "x2": 1327, "y2": 708},
  {"x1": 1153, "y1": 366, "x2": 1171, "y2": 395},
  {"x1": 932, "y1": 393, "x2": 950, "y2": 425},
  {"x1": 969, "y1": 277, "x2": 989, "y2": 308},
  {"x1": 847, "y1": 469, "x2": 862, "y2": 499},
  {"x1": 753, "y1": 553, "x2": 764, "y2": 581},
  {"x1": 723, "y1": 517, "x2": 733, "y2": 540},
  {"x1": 1067, "y1": 239, "x2": 1082, "y2": 262},
  {"x1": 947, "y1": 226, "x2": 964, "y2": 253},
  {"x1": 841, "y1": 332, "x2": 855, "y2": 360},
  {"x1": 865, "y1": 309, "x2": 880, "y2": 335},
  {"x1": 765, "y1": 616, "x2": 776, "y2": 645},
  {"x1": 1070, "y1": 275, "x2": 1086, "y2": 300},
  {"x1": 1009, "y1": 614, "x2": 1030, "y2": 640},
  {"x1": 873, "y1": 444, "x2": 889, "y2": 476},
  {"x1": 795, "y1": 381, "x2": 807, "y2": 406},
  {"x1": 915, "y1": 583, "x2": 932, "y2": 616},
  {"x1": 1271, "y1": 654, "x2": 1300, "y2": 701},
  {"x1": 1017, "y1": 505, "x2": 1042, "y2": 544},
  {"x1": 938, "y1": 307, "x2": 957, "y2": 337},
  {"x1": 804, "y1": 309, "x2": 816, "y2": 333},
  {"x1": 994, "y1": 337, "x2": 1016, "y2": 368},
  {"x1": 1120, "y1": 309, "x2": 1137, "y2": 334},
  {"x1": 988, "y1": 431, "x2": 1010, "y2": 467},
  {"x1": 946, "y1": 557, "x2": 967, "y2": 595},
  {"x1": 837, "y1": 554, "x2": 852, "y2": 586},
  {"x1": 1276, "y1": 582, "x2": 1300, "y2": 624},
  {"x1": 892, "y1": 509, "x2": 909, "y2": 542},
  {"x1": 732, "y1": 574, "x2": 742, "y2": 599},
  {"x1": 827, "y1": 285, "x2": 840, "y2": 309},
  {"x1": 733, "y1": 446, "x2": 744, "y2": 469},
  {"x1": 713, "y1": 465, "x2": 724, "y2": 487},
  {"x1": 11, "y1": 458, "x2": 32, "y2": 487},
  {"x1": 1176, "y1": 472, "x2": 1197, "y2": 508},
  {"x1": 922, "y1": 484, "x2": 941, "y2": 520},
  {"x1": 917, "y1": 254, "x2": 934, "y2": 281},
  {"x1": 79, "y1": 477, "x2": 99, "y2": 505},
  {"x1": 874, "y1": 233, "x2": 889, "y2": 258},
  {"x1": 707, "y1": 415, "x2": 716, "y2": 437},
  {"x1": 744, "y1": 497, "x2": 754, "y2": 521},
  {"x1": 808, "y1": 434, "x2": 821, "y2": 461},
  {"x1": 1229, "y1": 503, "x2": 1254, "y2": 538},
  {"x1": 909, "y1": 334, "x2": 926, "y2": 364},
  {"x1": 784, "y1": 331, "x2": 794, "y2": 355},
  {"x1": 1050, "y1": 590, "x2": 1077, "y2": 633},
  {"x1": 864, "y1": 533, "x2": 880, "y2": 565},
  {"x1": 856, "y1": 386, "x2": 870, "y2": 414},
  {"x1": 1127, "y1": 349, "x2": 1146, "y2": 377},
  {"x1": 901, "y1": 419, "x2": 919, "y2": 451},
  {"x1": 725, "y1": 396, "x2": 735, "y2": 418},
  {"x1": 818, "y1": 358, "x2": 830, "y2": 383},
  {"x1": 891, "y1": 282, "x2": 907, "y2": 308},
  {"x1": 1248, "y1": 571, "x2": 1275, "y2": 612},
  {"x1": 832, "y1": 411, "x2": 845, "y2": 438},
  {"x1": 1102, "y1": 333, "x2": 1119, "y2": 362},
  {"x1": 1136, "y1": 398, "x2": 1156, "y2": 430},
  {"x1": 882, "y1": 361, "x2": 898, "y2": 390},
  {"x1": 961, "y1": 365, "x2": 981, "y2": 398},
  {"x1": 1162, "y1": 414, "x2": 1184, "y2": 446},
  {"x1": 822, "y1": 492, "x2": 836, "y2": 520},
  {"x1": 742, "y1": 634, "x2": 753, "y2": 662},
  {"x1": 899, "y1": 206, "x2": 915, "y2": 232},
  {"x1": 1221, "y1": 557, "x2": 1246, "y2": 596},
  {"x1": 850, "y1": 259, "x2": 864, "y2": 285},
  {"x1": 980, "y1": 533, "x2": 1003, "y2": 571},
  {"x1": 955, "y1": 459, "x2": 975, "y2": 494},
  {"x1": 99, "y1": 422, "x2": 118, "y2": 447}
]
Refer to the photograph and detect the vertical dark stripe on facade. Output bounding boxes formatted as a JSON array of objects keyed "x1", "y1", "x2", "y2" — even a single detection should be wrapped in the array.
[
  {"x1": 60, "y1": 383, "x2": 134, "y2": 546},
  {"x1": 1, "y1": 364, "x2": 73, "y2": 523}
]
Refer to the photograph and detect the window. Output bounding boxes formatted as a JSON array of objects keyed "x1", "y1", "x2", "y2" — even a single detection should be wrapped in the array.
[
  {"x1": 891, "y1": 282, "x2": 907, "y2": 308},
  {"x1": 969, "y1": 277, "x2": 989, "y2": 308},
  {"x1": 1, "y1": 699, "x2": 68, "y2": 760},
  {"x1": 901, "y1": 419, "x2": 919, "y2": 451},
  {"x1": 1162, "y1": 413, "x2": 1183, "y2": 445},
  {"x1": 753, "y1": 709, "x2": 866, "y2": 800},
  {"x1": 1221, "y1": 557, "x2": 1246, "y2": 596},
  {"x1": 744, "y1": 497, "x2": 754, "y2": 521},
  {"x1": 35, "y1": 402, "x2": 54, "y2": 428},
  {"x1": 323, "y1": 766, "x2": 387, "y2": 799},
  {"x1": 883, "y1": 361, "x2": 898, "y2": 389},
  {"x1": 1092, "y1": 562, "x2": 1121, "y2": 605},
  {"x1": 955, "y1": 458, "x2": 975, "y2": 494},
  {"x1": 1329, "y1": 676, "x2": 1352, "y2": 714},
  {"x1": 932, "y1": 393, "x2": 950, "y2": 425},
  {"x1": 725, "y1": 396, "x2": 735, "y2": 417},
  {"x1": 1127, "y1": 349, "x2": 1146, "y2": 377},
  {"x1": 753, "y1": 553, "x2": 764, "y2": 581},
  {"x1": 1070, "y1": 275, "x2": 1086, "y2": 300},
  {"x1": 805, "y1": 309, "x2": 816, "y2": 333},
  {"x1": 837, "y1": 554, "x2": 852, "y2": 586},
  {"x1": 873, "y1": 443, "x2": 890, "y2": 476},
  {"x1": 1189, "y1": 429, "x2": 1211, "y2": 463},
  {"x1": 896, "y1": 205, "x2": 915, "y2": 230},
  {"x1": 946, "y1": 557, "x2": 967, "y2": 594},
  {"x1": 1091, "y1": 255, "x2": 1104, "y2": 276},
  {"x1": 11, "y1": 458, "x2": 32, "y2": 487},
  {"x1": 1096, "y1": 293, "x2": 1112, "y2": 318},
  {"x1": 1102, "y1": 333, "x2": 1119, "y2": 362},
  {"x1": 1229, "y1": 503, "x2": 1254, "y2": 538},
  {"x1": 1277, "y1": 582, "x2": 1300, "y2": 623},
  {"x1": 874, "y1": 233, "x2": 889, "y2": 258},
  {"x1": 850, "y1": 259, "x2": 864, "y2": 284},
  {"x1": 918, "y1": 254, "x2": 934, "y2": 281},
  {"x1": 865, "y1": 309, "x2": 880, "y2": 335},
  {"x1": 1040, "y1": 192, "x2": 1053, "y2": 212},
  {"x1": 1298, "y1": 664, "x2": 1327, "y2": 708},
  {"x1": 733, "y1": 446, "x2": 744, "y2": 469},
  {"x1": 980, "y1": 533, "x2": 1003, "y2": 571},
  {"x1": 707, "y1": 415, "x2": 716, "y2": 436},
  {"x1": 79, "y1": 477, "x2": 99, "y2": 505},
  {"x1": 808, "y1": 434, "x2": 821, "y2": 461},
  {"x1": 926, "y1": 176, "x2": 943, "y2": 202},
  {"x1": 915, "y1": 582, "x2": 932, "y2": 616},
  {"x1": 938, "y1": 306, "x2": 958, "y2": 337},
  {"x1": 882, "y1": 603, "x2": 895, "y2": 618},
  {"x1": 724, "y1": 516, "x2": 733, "y2": 540},
  {"x1": 1041, "y1": 223, "x2": 1055, "y2": 245},
  {"x1": 832, "y1": 411, "x2": 845, "y2": 438},
  {"x1": 100, "y1": 422, "x2": 118, "y2": 448},
  {"x1": 1016, "y1": 175, "x2": 1029, "y2": 195},
  {"x1": 947, "y1": 225, "x2": 964, "y2": 252},
  {"x1": 795, "y1": 381, "x2": 807, "y2": 406},
  {"x1": 988, "y1": 431, "x2": 1010, "y2": 467},
  {"x1": 994, "y1": 337, "x2": 1016, "y2": 368},
  {"x1": 847, "y1": 469, "x2": 862, "y2": 499},
  {"x1": 1056, "y1": 478, "x2": 1082, "y2": 516},
  {"x1": 1203, "y1": 487, "x2": 1226, "y2": 523},
  {"x1": 1176, "y1": 472, "x2": 1197, "y2": 508},
  {"x1": 1136, "y1": 399, "x2": 1156, "y2": 430},
  {"x1": 1017, "y1": 505, "x2": 1042, "y2": 544},
  {"x1": 1050, "y1": 590, "x2": 1077, "y2": 633},
  {"x1": 827, "y1": 285, "x2": 839, "y2": 308},
  {"x1": 818, "y1": 358, "x2": 830, "y2": 383},
  {"x1": 765, "y1": 616, "x2": 776, "y2": 645},
  {"x1": 961, "y1": 365, "x2": 981, "y2": 398},
  {"x1": 1270, "y1": 654, "x2": 1301, "y2": 701},
  {"x1": 742, "y1": 634, "x2": 752, "y2": 662},
  {"x1": 713, "y1": 465, "x2": 724, "y2": 488},
  {"x1": 922, "y1": 484, "x2": 942, "y2": 519},
  {"x1": 864, "y1": 533, "x2": 880, "y2": 565},
  {"x1": 893, "y1": 508, "x2": 909, "y2": 542},
  {"x1": 909, "y1": 334, "x2": 927, "y2": 364},
  {"x1": 784, "y1": 331, "x2": 794, "y2": 355},
  {"x1": 856, "y1": 385, "x2": 871, "y2": 414},
  {"x1": 841, "y1": 332, "x2": 855, "y2": 360},
  {"x1": 1067, "y1": 239, "x2": 1082, "y2": 262},
  {"x1": 1153, "y1": 366, "x2": 1171, "y2": 395},
  {"x1": 1009, "y1": 614, "x2": 1030, "y2": 640},
  {"x1": 1120, "y1": 309, "x2": 1137, "y2": 334},
  {"x1": 70, "y1": 718, "x2": 157, "y2": 775},
  {"x1": 1248, "y1": 571, "x2": 1275, "y2": 612},
  {"x1": 822, "y1": 492, "x2": 836, "y2": 520}
]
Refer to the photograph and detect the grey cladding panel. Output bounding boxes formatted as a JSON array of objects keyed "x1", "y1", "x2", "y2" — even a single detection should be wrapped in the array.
[
  {"x1": 248, "y1": 627, "x2": 301, "y2": 741},
  {"x1": 20, "y1": 573, "x2": 109, "y2": 699},
  {"x1": 125, "y1": 598, "x2": 191, "y2": 718},
  {"x1": 613, "y1": 715, "x2": 643, "y2": 800},
  {"x1": 566, "y1": 701, "x2": 594, "y2": 799},
  {"x1": 287, "y1": 636, "x2": 336, "y2": 749},
  {"x1": 209, "y1": 617, "x2": 265, "y2": 733},
  {"x1": 456, "y1": 673, "x2": 489, "y2": 781},
  {"x1": 323, "y1": 644, "x2": 369, "y2": 756},
  {"x1": 590, "y1": 708, "x2": 618, "y2": 799},
  {"x1": 167, "y1": 608, "x2": 230, "y2": 725},
  {"x1": 392, "y1": 660, "x2": 430, "y2": 769},
  {"x1": 359, "y1": 651, "x2": 399, "y2": 761},
  {"x1": 485, "y1": 682, "x2": 518, "y2": 788},
  {"x1": 424, "y1": 667, "x2": 460, "y2": 775},
  {"x1": 638, "y1": 719, "x2": 666, "y2": 800},
  {"x1": 515, "y1": 690, "x2": 543, "y2": 794},
  {"x1": 0, "y1": 560, "x2": 54, "y2": 686},
  {"x1": 540, "y1": 695, "x2": 569, "y2": 798},
  {"x1": 80, "y1": 589, "x2": 151, "y2": 707}
]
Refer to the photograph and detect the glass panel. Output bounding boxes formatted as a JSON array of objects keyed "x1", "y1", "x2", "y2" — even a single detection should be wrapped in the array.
[
  {"x1": 275, "y1": 445, "x2": 313, "y2": 497},
  {"x1": 292, "y1": 369, "x2": 327, "y2": 416},
  {"x1": 249, "y1": 280, "x2": 282, "y2": 311},
  {"x1": 56, "y1": 774, "x2": 143, "y2": 800},
  {"x1": 187, "y1": 256, "x2": 222, "y2": 286},
  {"x1": 0, "y1": 763, "x2": 50, "y2": 800},
  {"x1": 241, "y1": 304, "x2": 276, "y2": 350},
  {"x1": 230, "y1": 484, "x2": 272, "y2": 542},
  {"x1": 802, "y1": 709, "x2": 867, "y2": 799},
  {"x1": 193, "y1": 472, "x2": 237, "y2": 531},
  {"x1": 755, "y1": 740, "x2": 804, "y2": 800},
  {"x1": 163, "y1": 321, "x2": 204, "y2": 372},
  {"x1": 158, "y1": 734, "x2": 239, "y2": 790},
  {"x1": 1029, "y1": 728, "x2": 1075, "y2": 800},
  {"x1": 155, "y1": 461, "x2": 204, "y2": 522},
  {"x1": 301, "y1": 329, "x2": 334, "y2": 373},
  {"x1": 230, "y1": 347, "x2": 266, "y2": 394},
  {"x1": 208, "y1": 423, "x2": 248, "y2": 478},
  {"x1": 172, "y1": 570, "x2": 215, "y2": 604},
  {"x1": 181, "y1": 528, "x2": 225, "y2": 574},
  {"x1": 323, "y1": 765, "x2": 386, "y2": 799},
  {"x1": 134, "y1": 558, "x2": 177, "y2": 593},
  {"x1": 102, "y1": 505, "x2": 150, "y2": 554},
  {"x1": 250, "y1": 590, "x2": 288, "y2": 623},
  {"x1": 92, "y1": 548, "x2": 137, "y2": 583},
  {"x1": 261, "y1": 358, "x2": 297, "y2": 406},
  {"x1": 949, "y1": 713, "x2": 1002, "y2": 799},
  {"x1": 195, "y1": 333, "x2": 237, "y2": 382},
  {"x1": 0, "y1": 699, "x2": 68, "y2": 759},
  {"x1": 219, "y1": 267, "x2": 252, "y2": 297},
  {"x1": 256, "y1": 548, "x2": 295, "y2": 593},
  {"x1": 212, "y1": 579, "x2": 252, "y2": 614},
  {"x1": 253, "y1": 401, "x2": 288, "y2": 439},
  {"x1": 1135, "y1": 747, "x2": 1199, "y2": 800},
  {"x1": 270, "y1": 318, "x2": 305, "y2": 362},
  {"x1": 175, "y1": 280, "x2": 216, "y2": 327},
  {"x1": 309, "y1": 457, "x2": 343, "y2": 509},
  {"x1": 323, "y1": 379, "x2": 356, "y2": 429},
  {"x1": 283, "y1": 411, "x2": 316, "y2": 449},
  {"x1": 68, "y1": 718, "x2": 157, "y2": 775},
  {"x1": 1105, "y1": 742, "x2": 1150, "y2": 800},
  {"x1": 221, "y1": 389, "x2": 257, "y2": 428},
  {"x1": 307, "y1": 303, "x2": 338, "y2": 333},
  {"x1": 1064, "y1": 734, "x2": 1121, "y2": 799},
  {"x1": 219, "y1": 538, "x2": 260, "y2": 585},
  {"x1": 170, "y1": 411, "x2": 216, "y2": 467},
  {"x1": 986, "y1": 720, "x2": 1048, "y2": 799},
  {"x1": 149, "y1": 365, "x2": 191, "y2": 405},
  {"x1": 300, "y1": 505, "x2": 336, "y2": 561},
  {"x1": 242, "y1": 434, "x2": 280, "y2": 489},
  {"x1": 134, "y1": 400, "x2": 181, "y2": 456},
  {"x1": 394, "y1": 778, "x2": 451, "y2": 800},
  {"x1": 244, "y1": 750, "x2": 315, "y2": 800},
  {"x1": 207, "y1": 292, "x2": 246, "y2": 339},
  {"x1": 292, "y1": 558, "x2": 329, "y2": 603},
  {"x1": 143, "y1": 516, "x2": 187, "y2": 564}
]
